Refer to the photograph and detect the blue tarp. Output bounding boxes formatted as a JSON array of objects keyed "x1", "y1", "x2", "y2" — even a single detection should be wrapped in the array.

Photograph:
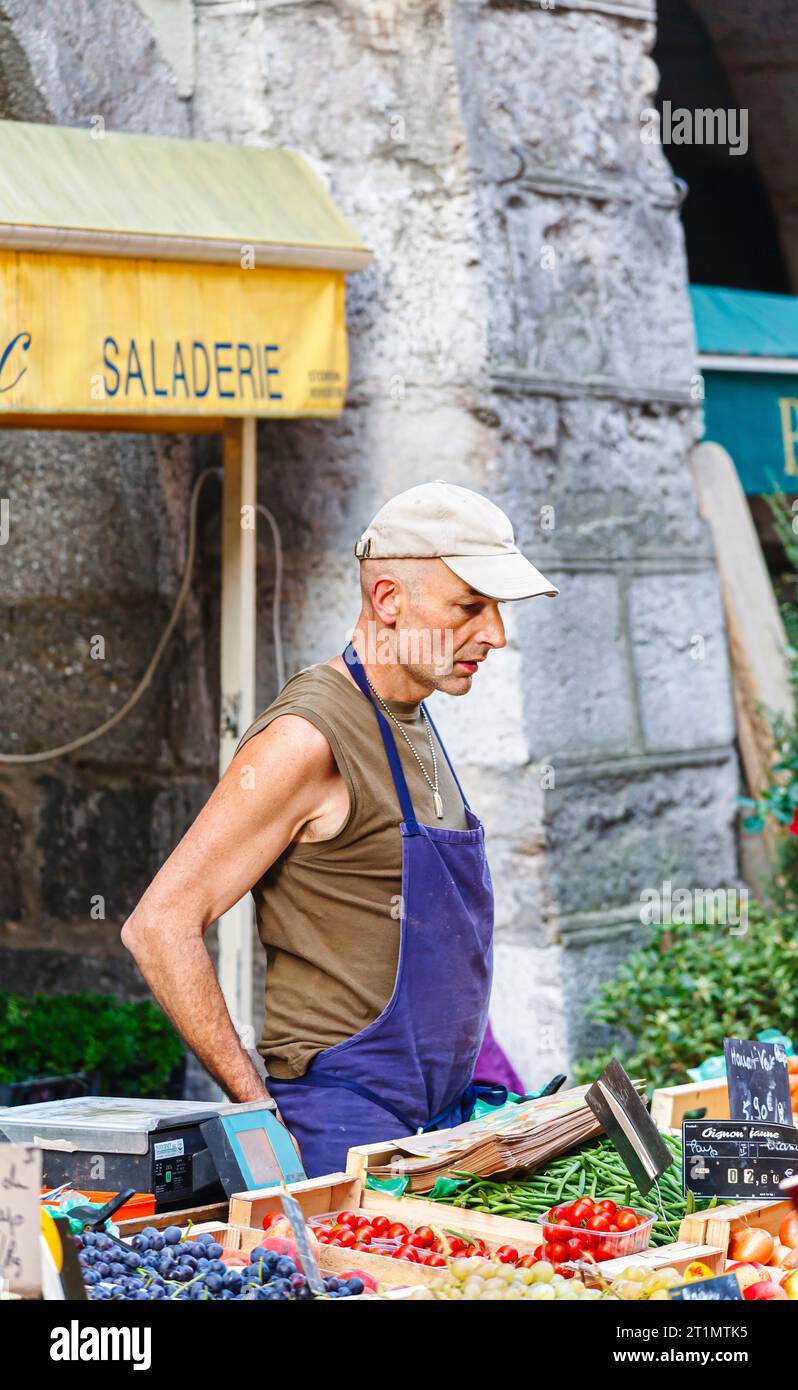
[{"x1": 691, "y1": 284, "x2": 798, "y2": 359}]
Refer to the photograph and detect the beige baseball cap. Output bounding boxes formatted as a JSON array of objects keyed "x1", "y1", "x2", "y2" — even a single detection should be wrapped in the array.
[{"x1": 354, "y1": 480, "x2": 559, "y2": 601}]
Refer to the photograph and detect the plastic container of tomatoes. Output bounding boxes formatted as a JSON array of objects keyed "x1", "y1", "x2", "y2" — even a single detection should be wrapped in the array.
[{"x1": 540, "y1": 1196, "x2": 655, "y2": 1264}]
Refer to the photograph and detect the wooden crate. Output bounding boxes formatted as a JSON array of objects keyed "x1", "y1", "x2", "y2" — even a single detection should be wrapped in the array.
[
  {"x1": 650, "y1": 1079, "x2": 730, "y2": 1132},
  {"x1": 595, "y1": 1241, "x2": 725, "y2": 1279},
  {"x1": 117, "y1": 1200, "x2": 229, "y2": 1237},
  {"x1": 679, "y1": 1197, "x2": 792, "y2": 1267},
  {"x1": 230, "y1": 1169, "x2": 544, "y2": 1257},
  {"x1": 651, "y1": 1078, "x2": 798, "y2": 1133}
]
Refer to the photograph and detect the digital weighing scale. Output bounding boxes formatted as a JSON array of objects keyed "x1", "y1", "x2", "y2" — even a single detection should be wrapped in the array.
[{"x1": 0, "y1": 1095, "x2": 306, "y2": 1210}]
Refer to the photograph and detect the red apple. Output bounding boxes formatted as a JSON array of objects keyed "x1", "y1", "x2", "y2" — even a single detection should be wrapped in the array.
[{"x1": 744, "y1": 1279, "x2": 787, "y2": 1300}]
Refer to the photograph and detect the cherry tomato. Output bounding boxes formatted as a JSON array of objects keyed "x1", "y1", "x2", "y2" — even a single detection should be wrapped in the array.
[
  {"x1": 517, "y1": 1253, "x2": 538, "y2": 1269},
  {"x1": 597, "y1": 1199, "x2": 617, "y2": 1217},
  {"x1": 596, "y1": 1240, "x2": 618, "y2": 1261},
  {"x1": 542, "y1": 1223, "x2": 562, "y2": 1242},
  {"x1": 447, "y1": 1237, "x2": 466, "y2": 1255},
  {"x1": 552, "y1": 1263, "x2": 574, "y2": 1280},
  {"x1": 413, "y1": 1226, "x2": 436, "y2": 1249},
  {"x1": 422, "y1": 1253, "x2": 447, "y2": 1267},
  {"x1": 565, "y1": 1238, "x2": 585, "y2": 1257},
  {"x1": 335, "y1": 1229, "x2": 356, "y2": 1248},
  {"x1": 550, "y1": 1203, "x2": 574, "y2": 1225},
  {"x1": 495, "y1": 1245, "x2": 519, "y2": 1264},
  {"x1": 464, "y1": 1243, "x2": 480, "y2": 1257},
  {"x1": 316, "y1": 1231, "x2": 331, "y2": 1244},
  {"x1": 336, "y1": 1211, "x2": 359, "y2": 1230},
  {"x1": 261, "y1": 1212, "x2": 281, "y2": 1230},
  {"x1": 370, "y1": 1215, "x2": 391, "y2": 1235},
  {"x1": 545, "y1": 1241, "x2": 568, "y2": 1264},
  {"x1": 354, "y1": 1215, "x2": 372, "y2": 1230},
  {"x1": 606, "y1": 1223, "x2": 620, "y2": 1233},
  {"x1": 388, "y1": 1223, "x2": 409, "y2": 1241},
  {"x1": 353, "y1": 1226, "x2": 375, "y2": 1244},
  {"x1": 394, "y1": 1244, "x2": 419, "y2": 1262},
  {"x1": 586, "y1": 1214, "x2": 610, "y2": 1233},
  {"x1": 570, "y1": 1200, "x2": 594, "y2": 1225},
  {"x1": 615, "y1": 1210, "x2": 638, "y2": 1232},
  {"x1": 531, "y1": 1244, "x2": 546, "y2": 1261}
]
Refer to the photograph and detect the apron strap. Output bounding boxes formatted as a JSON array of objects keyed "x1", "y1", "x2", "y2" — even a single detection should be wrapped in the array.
[
  {"x1": 420, "y1": 703, "x2": 472, "y2": 813},
  {"x1": 342, "y1": 642, "x2": 421, "y2": 834}
]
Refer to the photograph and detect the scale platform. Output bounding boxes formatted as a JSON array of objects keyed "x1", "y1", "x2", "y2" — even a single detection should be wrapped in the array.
[{"x1": 0, "y1": 1094, "x2": 306, "y2": 1210}]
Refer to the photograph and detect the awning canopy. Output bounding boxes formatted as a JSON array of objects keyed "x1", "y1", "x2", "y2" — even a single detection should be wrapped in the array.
[
  {"x1": 691, "y1": 284, "x2": 798, "y2": 494},
  {"x1": 0, "y1": 120, "x2": 371, "y2": 425}
]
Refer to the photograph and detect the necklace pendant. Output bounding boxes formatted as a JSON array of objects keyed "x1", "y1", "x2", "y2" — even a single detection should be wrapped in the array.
[{"x1": 433, "y1": 790, "x2": 444, "y2": 819}]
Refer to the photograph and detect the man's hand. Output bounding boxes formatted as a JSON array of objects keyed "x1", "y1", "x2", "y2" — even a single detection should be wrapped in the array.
[{"x1": 120, "y1": 715, "x2": 345, "y2": 1105}]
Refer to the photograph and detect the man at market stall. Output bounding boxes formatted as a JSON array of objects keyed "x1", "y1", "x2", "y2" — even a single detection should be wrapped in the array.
[{"x1": 121, "y1": 480, "x2": 559, "y2": 1176}]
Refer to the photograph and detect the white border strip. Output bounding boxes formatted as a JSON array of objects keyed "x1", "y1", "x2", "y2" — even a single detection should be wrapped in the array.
[{"x1": 698, "y1": 352, "x2": 798, "y2": 376}]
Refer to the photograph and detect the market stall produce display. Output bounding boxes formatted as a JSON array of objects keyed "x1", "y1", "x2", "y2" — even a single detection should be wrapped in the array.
[{"x1": 428, "y1": 1132, "x2": 714, "y2": 1246}]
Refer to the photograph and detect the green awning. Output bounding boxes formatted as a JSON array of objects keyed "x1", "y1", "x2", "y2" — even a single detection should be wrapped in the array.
[
  {"x1": 691, "y1": 285, "x2": 798, "y2": 494},
  {"x1": 0, "y1": 120, "x2": 371, "y2": 270}
]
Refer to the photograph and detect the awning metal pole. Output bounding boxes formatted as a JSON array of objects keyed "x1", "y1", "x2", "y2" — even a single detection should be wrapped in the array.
[{"x1": 217, "y1": 417, "x2": 257, "y2": 1038}]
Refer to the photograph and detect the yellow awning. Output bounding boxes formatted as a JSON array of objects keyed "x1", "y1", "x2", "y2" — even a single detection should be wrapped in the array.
[{"x1": 0, "y1": 121, "x2": 371, "y2": 423}]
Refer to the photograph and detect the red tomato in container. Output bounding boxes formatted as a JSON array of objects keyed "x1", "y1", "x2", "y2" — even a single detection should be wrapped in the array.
[
  {"x1": 545, "y1": 1241, "x2": 568, "y2": 1264},
  {"x1": 413, "y1": 1226, "x2": 436, "y2": 1249},
  {"x1": 550, "y1": 1204, "x2": 574, "y2": 1225},
  {"x1": 336, "y1": 1211, "x2": 360, "y2": 1230},
  {"x1": 586, "y1": 1214, "x2": 610, "y2": 1234},
  {"x1": 423, "y1": 1253, "x2": 447, "y2": 1267},
  {"x1": 370, "y1": 1215, "x2": 391, "y2": 1235},
  {"x1": 615, "y1": 1209, "x2": 639, "y2": 1232},
  {"x1": 565, "y1": 1238, "x2": 585, "y2": 1258},
  {"x1": 597, "y1": 1200, "x2": 617, "y2": 1217},
  {"x1": 495, "y1": 1245, "x2": 519, "y2": 1264},
  {"x1": 388, "y1": 1223, "x2": 409, "y2": 1241},
  {"x1": 393, "y1": 1244, "x2": 419, "y2": 1262}
]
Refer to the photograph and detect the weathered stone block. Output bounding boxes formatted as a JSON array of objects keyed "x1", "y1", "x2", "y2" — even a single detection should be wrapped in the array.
[
  {"x1": 37, "y1": 777, "x2": 208, "y2": 921},
  {"x1": 546, "y1": 755, "x2": 740, "y2": 918},
  {"x1": 628, "y1": 570, "x2": 736, "y2": 750}
]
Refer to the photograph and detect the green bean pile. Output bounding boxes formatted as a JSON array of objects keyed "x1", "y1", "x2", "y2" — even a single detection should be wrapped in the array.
[{"x1": 433, "y1": 1132, "x2": 716, "y2": 1247}]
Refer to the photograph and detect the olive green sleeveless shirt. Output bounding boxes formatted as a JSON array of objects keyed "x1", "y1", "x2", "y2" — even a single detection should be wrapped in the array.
[{"x1": 235, "y1": 662, "x2": 468, "y2": 1079}]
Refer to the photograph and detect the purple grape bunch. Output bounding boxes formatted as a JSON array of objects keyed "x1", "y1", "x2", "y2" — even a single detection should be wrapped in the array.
[{"x1": 76, "y1": 1226, "x2": 364, "y2": 1300}]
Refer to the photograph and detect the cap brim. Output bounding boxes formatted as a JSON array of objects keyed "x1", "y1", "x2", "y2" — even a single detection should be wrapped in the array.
[{"x1": 442, "y1": 552, "x2": 559, "y2": 600}]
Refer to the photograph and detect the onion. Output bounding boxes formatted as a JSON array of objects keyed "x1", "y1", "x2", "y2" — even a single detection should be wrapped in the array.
[
  {"x1": 779, "y1": 1211, "x2": 798, "y2": 1249},
  {"x1": 768, "y1": 1241, "x2": 793, "y2": 1267},
  {"x1": 728, "y1": 1228, "x2": 774, "y2": 1265},
  {"x1": 781, "y1": 1245, "x2": 798, "y2": 1271}
]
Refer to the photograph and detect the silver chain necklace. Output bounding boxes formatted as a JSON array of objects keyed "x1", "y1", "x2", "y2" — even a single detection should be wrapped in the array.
[{"x1": 363, "y1": 670, "x2": 444, "y2": 818}]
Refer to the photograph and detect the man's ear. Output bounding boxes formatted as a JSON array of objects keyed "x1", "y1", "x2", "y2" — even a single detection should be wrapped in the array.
[{"x1": 370, "y1": 574, "x2": 401, "y2": 625}]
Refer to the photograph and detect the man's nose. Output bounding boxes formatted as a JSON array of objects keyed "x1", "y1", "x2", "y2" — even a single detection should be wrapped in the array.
[{"x1": 476, "y1": 605, "x2": 506, "y2": 650}]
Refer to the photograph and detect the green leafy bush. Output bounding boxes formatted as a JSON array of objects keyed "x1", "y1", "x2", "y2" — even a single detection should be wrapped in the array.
[
  {"x1": 0, "y1": 992, "x2": 184, "y2": 1096},
  {"x1": 574, "y1": 904, "x2": 798, "y2": 1091}
]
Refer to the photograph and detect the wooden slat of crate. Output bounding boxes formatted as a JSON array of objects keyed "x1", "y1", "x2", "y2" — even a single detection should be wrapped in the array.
[
  {"x1": 117, "y1": 1200, "x2": 229, "y2": 1237},
  {"x1": 650, "y1": 1079, "x2": 730, "y2": 1132},
  {"x1": 596, "y1": 1241, "x2": 725, "y2": 1279},
  {"x1": 678, "y1": 1198, "x2": 792, "y2": 1265},
  {"x1": 229, "y1": 1171, "x2": 361, "y2": 1228}
]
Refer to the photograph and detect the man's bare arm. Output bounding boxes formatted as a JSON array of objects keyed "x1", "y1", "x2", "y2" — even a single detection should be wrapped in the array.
[{"x1": 121, "y1": 715, "x2": 342, "y2": 1109}]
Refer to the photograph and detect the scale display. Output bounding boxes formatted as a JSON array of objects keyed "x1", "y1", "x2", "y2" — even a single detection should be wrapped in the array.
[{"x1": 683, "y1": 1119, "x2": 798, "y2": 1201}]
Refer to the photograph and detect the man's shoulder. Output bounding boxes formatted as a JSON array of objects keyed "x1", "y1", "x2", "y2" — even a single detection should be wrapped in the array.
[{"x1": 235, "y1": 663, "x2": 357, "y2": 759}]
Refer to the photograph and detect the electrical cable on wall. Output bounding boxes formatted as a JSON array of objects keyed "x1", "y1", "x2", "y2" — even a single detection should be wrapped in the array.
[{"x1": 0, "y1": 469, "x2": 286, "y2": 763}]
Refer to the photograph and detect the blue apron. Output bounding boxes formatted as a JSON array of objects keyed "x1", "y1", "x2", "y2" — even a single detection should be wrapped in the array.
[{"x1": 266, "y1": 642, "x2": 499, "y2": 1176}]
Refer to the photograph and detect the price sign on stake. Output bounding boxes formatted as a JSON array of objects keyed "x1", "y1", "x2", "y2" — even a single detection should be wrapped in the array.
[
  {"x1": 586, "y1": 1059, "x2": 674, "y2": 1196},
  {"x1": 0, "y1": 1143, "x2": 41, "y2": 1296},
  {"x1": 724, "y1": 1037, "x2": 794, "y2": 1127},
  {"x1": 278, "y1": 1186, "x2": 326, "y2": 1296},
  {"x1": 683, "y1": 1118, "x2": 798, "y2": 1201}
]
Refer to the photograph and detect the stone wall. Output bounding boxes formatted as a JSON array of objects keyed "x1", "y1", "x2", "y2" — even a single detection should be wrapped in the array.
[{"x1": 0, "y1": 0, "x2": 740, "y2": 1090}]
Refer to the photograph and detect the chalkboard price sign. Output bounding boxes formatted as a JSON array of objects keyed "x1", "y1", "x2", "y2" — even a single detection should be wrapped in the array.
[
  {"x1": 669, "y1": 1273, "x2": 742, "y2": 1302},
  {"x1": 724, "y1": 1037, "x2": 793, "y2": 1127},
  {"x1": 683, "y1": 1118, "x2": 798, "y2": 1201}
]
